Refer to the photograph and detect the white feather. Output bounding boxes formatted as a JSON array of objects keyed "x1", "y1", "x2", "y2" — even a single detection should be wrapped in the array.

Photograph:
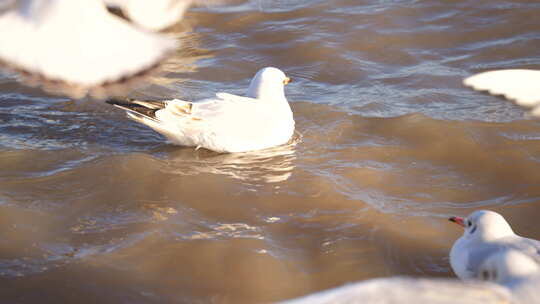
[
  {"x1": 113, "y1": 67, "x2": 295, "y2": 153},
  {"x1": 464, "y1": 69, "x2": 540, "y2": 117},
  {"x1": 0, "y1": 0, "x2": 178, "y2": 98},
  {"x1": 104, "y1": 0, "x2": 193, "y2": 31},
  {"x1": 278, "y1": 277, "x2": 511, "y2": 304}
]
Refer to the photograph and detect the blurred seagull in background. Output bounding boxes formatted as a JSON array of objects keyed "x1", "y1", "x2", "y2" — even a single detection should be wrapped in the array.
[
  {"x1": 107, "y1": 67, "x2": 295, "y2": 153},
  {"x1": 0, "y1": 0, "x2": 211, "y2": 99},
  {"x1": 464, "y1": 69, "x2": 540, "y2": 118}
]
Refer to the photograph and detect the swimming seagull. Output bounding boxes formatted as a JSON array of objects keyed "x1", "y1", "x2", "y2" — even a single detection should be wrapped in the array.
[
  {"x1": 464, "y1": 69, "x2": 540, "y2": 117},
  {"x1": 0, "y1": 0, "x2": 195, "y2": 99},
  {"x1": 107, "y1": 67, "x2": 295, "y2": 153},
  {"x1": 449, "y1": 210, "x2": 540, "y2": 280}
]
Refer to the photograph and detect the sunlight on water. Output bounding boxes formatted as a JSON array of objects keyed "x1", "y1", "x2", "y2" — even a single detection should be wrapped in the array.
[{"x1": 1, "y1": 0, "x2": 540, "y2": 303}]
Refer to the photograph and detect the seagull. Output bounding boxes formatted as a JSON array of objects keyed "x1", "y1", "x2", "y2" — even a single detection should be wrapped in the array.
[
  {"x1": 448, "y1": 210, "x2": 540, "y2": 280},
  {"x1": 107, "y1": 67, "x2": 295, "y2": 153},
  {"x1": 104, "y1": 0, "x2": 197, "y2": 31},
  {"x1": 463, "y1": 69, "x2": 540, "y2": 118},
  {"x1": 0, "y1": 0, "x2": 201, "y2": 99},
  {"x1": 277, "y1": 250, "x2": 540, "y2": 304},
  {"x1": 477, "y1": 250, "x2": 540, "y2": 304},
  {"x1": 276, "y1": 277, "x2": 511, "y2": 304}
]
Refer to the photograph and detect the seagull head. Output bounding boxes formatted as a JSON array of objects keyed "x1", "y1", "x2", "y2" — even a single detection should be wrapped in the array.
[
  {"x1": 449, "y1": 210, "x2": 514, "y2": 242},
  {"x1": 247, "y1": 67, "x2": 291, "y2": 101},
  {"x1": 477, "y1": 250, "x2": 539, "y2": 285}
]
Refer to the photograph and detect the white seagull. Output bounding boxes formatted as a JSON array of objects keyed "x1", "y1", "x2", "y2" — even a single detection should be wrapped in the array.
[
  {"x1": 0, "y1": 0, "x2": 202, "y2": 99},
  {"x1": 277, "y1": 249, "x2": 540, "y2": 304},
  {"x1": 449, "y1": 210, "x2": 540, "y2": 280},
  {"x1": 277, "y1": 277, "x2": 511, "y2": 304},
  {"x1": 464, "y1": 69, "x2": 540, "y2": 117},
  {"x1": 107, "y1": 67, "x2": 295, "y2": 153}
]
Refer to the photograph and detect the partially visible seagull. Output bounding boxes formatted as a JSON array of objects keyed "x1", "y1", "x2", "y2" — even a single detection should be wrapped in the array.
[
  {"x1": 277, "y1": 249, "x2": 540, "y2": 304},
  {"x1": 104, "y1": 0, "x2": 195, "y2": 31},
  {"x1": 464, "y1": 69, "x2": 540, "y2": 117},
  {"x1": 449, "y1": 210, "x2": 540, "y2": 280},
  {"x1": 107, "y1": 67, "x2": 295, "y2": 153},
  {"x1": 276, "y1": 277, "x2": 511, "y2": 304},
  {"x1": 0, "y1": 0, "x2": 202, "y2": 99}
]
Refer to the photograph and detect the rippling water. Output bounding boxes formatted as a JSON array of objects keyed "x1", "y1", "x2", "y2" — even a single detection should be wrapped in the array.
[{"x1": 1, "y1": 0, "x2": 540, "y2": 303}]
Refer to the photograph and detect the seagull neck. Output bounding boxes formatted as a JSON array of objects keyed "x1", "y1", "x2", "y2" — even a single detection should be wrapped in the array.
[
  {"x1": 479, "y1": 226, "x2": 515, "y2": 242},
  {"x1": 260, "y1": 91, "x2": 287, "y2": 102},
  {"x1": 247, "y1": 80, "x2": 286, "y2": 102}
]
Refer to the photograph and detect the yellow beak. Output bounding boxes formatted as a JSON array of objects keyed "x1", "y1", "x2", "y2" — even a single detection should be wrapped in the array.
[{"x1": 283, "y1": 77, "x2": 291, "y2": 85}]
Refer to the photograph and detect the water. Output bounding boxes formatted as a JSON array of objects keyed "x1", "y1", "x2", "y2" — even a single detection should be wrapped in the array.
[{"x1": 1, "y1": 0, "x2": 540, "y2": 303}]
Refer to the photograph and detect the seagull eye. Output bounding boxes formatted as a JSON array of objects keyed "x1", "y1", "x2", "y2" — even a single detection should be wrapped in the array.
[{"x1": 467, "y1": 220, "x2": 472, "y2": 227}]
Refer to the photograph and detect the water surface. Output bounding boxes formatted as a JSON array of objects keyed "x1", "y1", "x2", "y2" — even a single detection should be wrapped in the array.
[{"x1": 1, "y1": 0, "x2": 540, "y2": 303}]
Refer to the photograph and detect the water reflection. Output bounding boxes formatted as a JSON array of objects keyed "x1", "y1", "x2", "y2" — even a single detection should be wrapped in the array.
[
  {"x1": 157, "y1": 133, "x2": 300, "y2": 184},
  {"x1": 1, "y1": 1, "x2": 540, "y2": 303}
]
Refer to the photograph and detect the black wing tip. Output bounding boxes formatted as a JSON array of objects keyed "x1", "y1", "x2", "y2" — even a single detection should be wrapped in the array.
[
  {"x1": 105, "y1": 97, "x2": 136, "y2": 106},
  {"x1": 106, "y1": 98, "x2": 161, "y2": 120}
]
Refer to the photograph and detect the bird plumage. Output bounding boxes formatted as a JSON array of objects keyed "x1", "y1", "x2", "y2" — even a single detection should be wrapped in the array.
[
  {"x1": 0, "y1": 0, "x2": 181, "y2": 98},
  {"x1": 464, "y1": 69, "x2": 540, "y2": 117},
  {"x1": 449, "y1": 210, "x2": 540, "y2": 280},
  {"x1": 108, "y1": 67, "x2": 295, "y2": 153}
]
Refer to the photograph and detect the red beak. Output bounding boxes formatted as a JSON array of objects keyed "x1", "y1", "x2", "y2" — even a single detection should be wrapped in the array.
[{"x1": 449, "y1": 216, "x2": 465, "y2": 227}]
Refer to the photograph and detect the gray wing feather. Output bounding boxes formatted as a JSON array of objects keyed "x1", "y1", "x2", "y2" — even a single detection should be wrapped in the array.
[
  {"x1": 467, "y1": 244, "x2": 506, "y2": 275},
  {"x1": 467, "y1": 237, "x2": 540, "y2": 276},
  {"x1": 503, "y1": 237, "x2": 540, "y2": 262}
]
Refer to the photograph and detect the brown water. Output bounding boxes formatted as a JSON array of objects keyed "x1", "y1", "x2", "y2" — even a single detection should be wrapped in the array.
[{"x1": 1, "y1": 0, "x2": 540, "y2": 303}]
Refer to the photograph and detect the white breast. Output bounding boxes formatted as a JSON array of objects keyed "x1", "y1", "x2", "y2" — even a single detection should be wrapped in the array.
[{"x1": 450, "y1": 237, "x2": 472, "y2": 279}]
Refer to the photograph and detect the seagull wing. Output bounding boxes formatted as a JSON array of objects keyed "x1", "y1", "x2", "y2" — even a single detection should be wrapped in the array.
[
  {"x1": 466, "y1": 244, "x2": 504, "y2": 278},
  {"x1": 0, "y1": 0, "x2": 177, "y2": 98},
  {"x1": 502, "y1": 237, "x2": 540, "y2": 264},
  {"x1": 464, "y1": 69, "x2": 540, "y2": 117},
  {"x1": 104, "y1": 0, "x2": 193, "y2": 31},
  {"x1": 188, "y1": 93, "x2": 261, "y2": 121},
  {"x1": 467, "y1": 238, "x2": 540, "y2": 278}
]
